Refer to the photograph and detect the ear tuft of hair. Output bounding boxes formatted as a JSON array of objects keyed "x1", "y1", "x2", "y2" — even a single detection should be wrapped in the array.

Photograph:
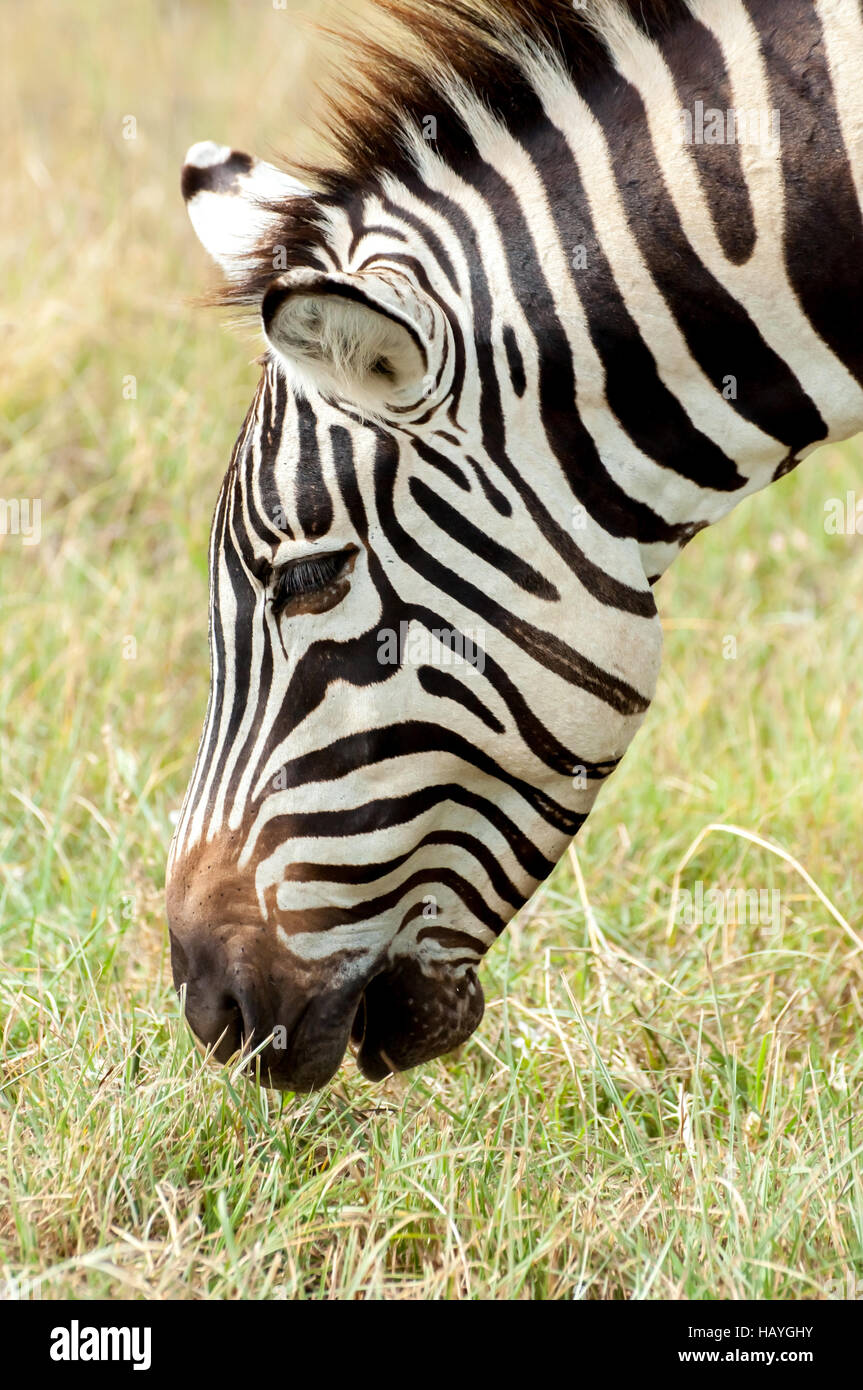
[
  {"x1": 261, "y1": 270, "x2": 433, "y2": 411},
  {"x1": 266, "y1": 295, "x2": 405, "y2": 381}
]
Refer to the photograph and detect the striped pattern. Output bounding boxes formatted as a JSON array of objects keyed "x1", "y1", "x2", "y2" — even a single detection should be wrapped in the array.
[{"x1": 167, "y1": 0, "x2": 863, "y2": 1091}]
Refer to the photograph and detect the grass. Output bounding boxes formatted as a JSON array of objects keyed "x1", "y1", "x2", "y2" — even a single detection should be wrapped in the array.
[{"x1": 2, "y1": 0, "x2": 863, "y2": 1301}]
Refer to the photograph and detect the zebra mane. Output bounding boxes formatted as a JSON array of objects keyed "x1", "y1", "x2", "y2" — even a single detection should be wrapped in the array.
[{"x1": 212, "y1": 0, "x2": 691, "y2": 310}]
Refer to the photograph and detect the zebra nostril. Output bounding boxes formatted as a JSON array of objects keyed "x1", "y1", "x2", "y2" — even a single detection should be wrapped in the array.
[
  {"x1": 201, "y1": 993, "x2": 245, "y2": 1064},
  {"x1": 167, "y1": 922, "x2": 370, "y2": 1090},
  {"x1": 350, "y1": 992, "x2": 367, "y2": 1048},
  {"x1": 181, "y1": 968, "x2": 248, "y2": 1064},
  {"x1": 214, "y1": 994, "x2": 246, "y2": 1061}
]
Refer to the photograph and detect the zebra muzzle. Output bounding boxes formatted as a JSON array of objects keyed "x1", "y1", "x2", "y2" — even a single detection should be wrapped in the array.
[
  {"x1": 170, "y1": 929, "x2": 365, "y2": 1092},
  {"x1": 171, "y1": 926, "x2": 484, "y2": 1091}
]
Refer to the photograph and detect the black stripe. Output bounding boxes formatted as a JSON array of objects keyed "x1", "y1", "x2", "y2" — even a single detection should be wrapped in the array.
[
  {"x1": 580, "y1": 69, "x2": 828, "y2": 451},
  {"x1": 409, "y1": 475, "x2": 559, "y2": 599},
  {"x1": 375, "y1": 433, "x2": 653, "y2": 717},
  {"x1": 294, "y1": 395, "x2": 333, "y2": 537},
  {"x1": 285, "y1": 829, "x2": 524, "y2": 909},
  {"x1": 252, "y1": 781, "x2": 556, "y2": 882},
  {"x1": 503, "y1": 324, "x2": 526, "y2": 397},
  {"x1": 521, "y1": 112, "x2": 749, "y2": 494},
  {"x1": 744, "y1": 0, "x2": 863, "y2": 386},
  {"x1": 662, "y1": 16, "x2": 758, "y2": 265},
  {"x1": 418, "y1": 664, "x2": 506, "y2": 733}
]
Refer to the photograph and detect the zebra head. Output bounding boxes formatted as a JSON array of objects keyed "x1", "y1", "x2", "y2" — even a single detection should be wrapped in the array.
[
  {"x1": 165, "y1": 0, "x2": 863, "y2": 1091},
  {"x1": 166, "y1": 126, "x2": 664, "y2": 1091}
]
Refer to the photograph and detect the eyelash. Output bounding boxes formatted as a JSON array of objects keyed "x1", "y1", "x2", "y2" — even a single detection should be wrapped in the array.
[{"x1": 271, "y1": 551, "x2": 349, "y2": 610}]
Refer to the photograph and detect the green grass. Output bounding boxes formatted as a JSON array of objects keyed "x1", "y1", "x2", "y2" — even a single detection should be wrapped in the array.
[{"x1": 2, "y1": 0, "x2": 863, "y2": 1301}]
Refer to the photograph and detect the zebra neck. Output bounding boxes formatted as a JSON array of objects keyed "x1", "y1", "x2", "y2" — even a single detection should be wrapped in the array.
[
  {"x1": 535, "y1": 0, "x2": 863, "y2": 579},
  {"x1": 348, "y1": 0, "x2": 863, "y2": 585}
]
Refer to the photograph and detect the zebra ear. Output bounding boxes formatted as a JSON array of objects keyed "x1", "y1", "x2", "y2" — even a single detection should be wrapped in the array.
[
  {"x1": 260, "y1": 267, "x2": 442, "y2": 410},
  {"x1": 181, "y1": 142, "x2": 309, "y2": 280}
]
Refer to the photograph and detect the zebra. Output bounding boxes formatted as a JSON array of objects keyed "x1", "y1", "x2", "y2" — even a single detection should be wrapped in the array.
[{"x1": 167, "y1": 0, "x2": 863, "y2": 1092}]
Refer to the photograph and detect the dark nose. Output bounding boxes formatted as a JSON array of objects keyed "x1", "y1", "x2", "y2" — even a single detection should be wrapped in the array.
[
  {"x1": 185, "y1": 976, "x2": 248, "y2": 1064},
  {"x1": 168, "y1": 928, "x2": 363, "y2": 1091},
  {"x1": 171, "y1": 931, "x2": 265, "y2": 1064}
]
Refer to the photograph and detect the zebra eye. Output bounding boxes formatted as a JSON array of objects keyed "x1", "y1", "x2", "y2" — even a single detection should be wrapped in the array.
[{"x1": 271, "y1": 547, "x2": 357, "y2": 615}]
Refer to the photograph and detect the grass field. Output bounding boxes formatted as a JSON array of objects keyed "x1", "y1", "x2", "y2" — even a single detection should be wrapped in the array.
[{"x1": 2, "y1": 0, "x2": 863, "y2": 1301}]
